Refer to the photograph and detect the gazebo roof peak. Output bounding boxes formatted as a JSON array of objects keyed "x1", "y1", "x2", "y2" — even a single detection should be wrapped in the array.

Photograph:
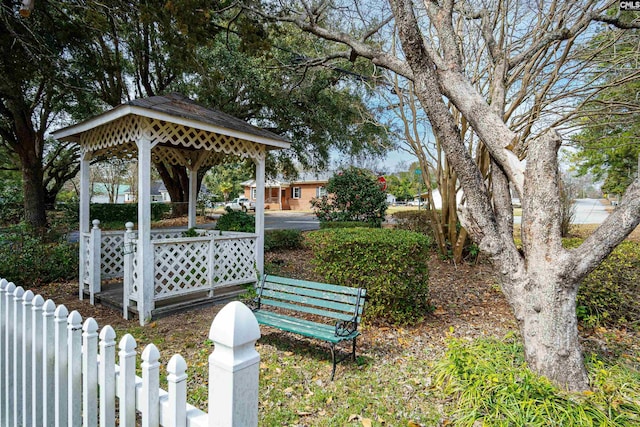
[{"x1": 53, "y1": 92, "x2": 290, "y2": 150}]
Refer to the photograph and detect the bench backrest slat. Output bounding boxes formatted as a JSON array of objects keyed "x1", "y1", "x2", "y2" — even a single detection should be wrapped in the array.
[
  {"x1": 259, "y1": 298, "x2": 356, "y2": 322},
  {"x1": 265, "y1": 275, "x2": 362, "y2": 296},
  {"x1": 257, "y1": 275, "x2": 366, "y2": 324},
  {"x1": 263, "y1": 282, "x2": 361, "y2": 306},
  {"x1": 261, "y1": 289, "x2": 358, "y2": 316}
]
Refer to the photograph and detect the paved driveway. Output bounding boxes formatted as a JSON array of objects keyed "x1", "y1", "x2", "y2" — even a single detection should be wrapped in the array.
[{"x1": 265, "y1": 212, "x2": 319, "y2": 231}]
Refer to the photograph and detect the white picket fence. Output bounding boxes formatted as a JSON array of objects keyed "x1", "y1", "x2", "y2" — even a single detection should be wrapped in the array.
[{"x1": 0, "y1": 278, "x2": 261, "y2": 427}]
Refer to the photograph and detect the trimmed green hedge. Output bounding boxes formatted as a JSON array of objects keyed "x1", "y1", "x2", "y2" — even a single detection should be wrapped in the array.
[
  {"x1": 319, "y1": 221, "x2": 378, "y2": 229},
  {"x1": 565, "y1": 238, "x2": 640, "y2": 327},
  {"x1": 306, "y1": 228, "x2": 432, "y2": 324},
  {"x1": 391, "y1": 210, "x2": 434, "y2": 235},
  {"x1": 215, "y1": 209, "x2": 255, "y2": 232},
  {"x1": 264, "y1": 229, "x2": 303, "y2": 251},
  {"x1": 60, "y1": 202, "x2": 171, "y2": 224}
]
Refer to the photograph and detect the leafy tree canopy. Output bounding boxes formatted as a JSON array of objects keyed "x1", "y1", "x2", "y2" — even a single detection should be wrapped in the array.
[{"x1": 571, "y1": 28, "x2": 640, "y2": 196}]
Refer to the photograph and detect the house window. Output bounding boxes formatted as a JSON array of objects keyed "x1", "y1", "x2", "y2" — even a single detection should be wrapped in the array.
[
  {"x1": 316, "y1": 186, "x2": 327, "y2": 197},
  {"x1": 251, "y1": 187, "x2": 257, "y2": 200},
  {"x1": 292, "y1": 187, "x2": 301, "y2": 199}
]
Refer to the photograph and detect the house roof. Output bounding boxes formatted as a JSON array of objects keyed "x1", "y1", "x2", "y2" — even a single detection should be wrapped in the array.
[{"x1": 242, "y1": 171, "x2": 333, "y2": 188}]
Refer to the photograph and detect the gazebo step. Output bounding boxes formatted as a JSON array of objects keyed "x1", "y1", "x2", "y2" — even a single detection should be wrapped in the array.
[{"x1": 150, "y1": 286, "x2": 250, "y2": 320}]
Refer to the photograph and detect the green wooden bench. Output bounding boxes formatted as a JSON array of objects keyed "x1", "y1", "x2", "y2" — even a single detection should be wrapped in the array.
[{"x1": 251, "y1": 274, "x2": 366, "y2": 380}]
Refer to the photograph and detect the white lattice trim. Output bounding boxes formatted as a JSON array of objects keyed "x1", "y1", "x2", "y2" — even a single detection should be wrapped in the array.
[{"x1": 80, "y1": 115, "x2": 144, "y2": 156}]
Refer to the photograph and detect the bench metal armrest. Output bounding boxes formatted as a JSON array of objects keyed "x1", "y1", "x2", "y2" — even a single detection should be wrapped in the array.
[{"x1": 335, "y1": 319, "x2": 358, "y2": 337}]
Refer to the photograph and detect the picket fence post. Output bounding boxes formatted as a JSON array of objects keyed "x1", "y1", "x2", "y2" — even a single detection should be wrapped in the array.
[
  {"x1": 99, "y1": 325, "x2": 117, "y2": 427},
  {"x1": 208, "y1": 301, "x2": 261, "y2": 427},
  {"x1": 4, "y1": 281, "x2": 15, "y2": 423},
  {"x1": 12, "y1": 286, "x2": 24, "y2": 426},
  {"x1": 119, "y1": 334, "x2": 137, "y2": 427},
  {"x1": 68, "y1": 310, "x2": 83, "y2": 427},
  {"x1": 31, "y1": 294, "x2": 44, "y2": 423},
  {"x1": 55, "y1": 304, "x2": 69, "y2": 426},
  {"x1": 43, "y1": 299, "x2": 57, "y2": 426},
  {"x1": 167, "y1": 355, "x2": 188, "y2": 427},
  {"x1": 0, "y1": 279, "x2": 6, "y2": 427},
  {"x1": 83, "y1": 317, "x2": 99, "y2": 426},
  {"x1": 22, "y1": 289, "x2": 34, "y2": 427}
]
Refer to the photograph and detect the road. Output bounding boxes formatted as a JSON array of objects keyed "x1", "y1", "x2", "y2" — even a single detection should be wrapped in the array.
[
  {"x1": 514, "y1": 198, "x2": 609, "y2": 225},
  {"x1": 265, "y1": 212, "x2": 319, "y2": 231}
]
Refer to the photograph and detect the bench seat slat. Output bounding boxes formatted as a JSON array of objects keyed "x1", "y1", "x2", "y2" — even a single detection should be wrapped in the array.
[
  {"x1": 262, "y1": 282, "x2": 361, "y2": 306},
  {"x1": 253, "y1": 311, "x2": 359, "y2": 343},
  {"x1": 260, "y1": 289, "x2": 358, "y2": 315},
  {"x1": 265, "y1": 275, "x2": 362, "y2": 296},
  {"x1": 259, "y1": 298, "x2": 355, "y2": 322}
]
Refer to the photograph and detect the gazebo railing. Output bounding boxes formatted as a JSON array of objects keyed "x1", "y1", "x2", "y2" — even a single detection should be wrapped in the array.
[
  {"x1": 81, "y1": 223, "x2": 257, "y2": 320},
  {"x1": 126, "y1": 232, "x2": 257, "y2": 303}
]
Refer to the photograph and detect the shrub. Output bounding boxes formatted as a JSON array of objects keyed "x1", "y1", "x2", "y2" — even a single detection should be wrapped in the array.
[
  {"x1": 306, "y1": 228, "x2": 432, "y2": 324},
  {"x1": 392, "y1": 210, "x2": 434, "y2": 235},
  {"x1": 319, "y1": 221, "x2": 377, "y2": 229},
  {"x1": 0, "y1": 185, "x2": 24, "y2": 225},
  {"x1": 60, "y1": 201, "x2": 171, "y2": 225},
  {"x1": 431, "y1": 335, "x2": 640, "y2": 426},
  {"x1": 215, "y1": 208, "x2": 255, "y2": 232},
  {"x1": 564, "y1": 238, "x2": 640, "y2": 327},
  {"x1": 0, "y1": 225, "x2": 78, "y2": 286},
  {"x1": 311, "y1": 167, "x2": 387, "y2": 226},
  {"x1": 264, "y1": 229, "x2": 303, "y2": 251}
]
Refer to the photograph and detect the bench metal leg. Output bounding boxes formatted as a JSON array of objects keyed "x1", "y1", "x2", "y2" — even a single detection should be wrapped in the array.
[
  {"x1": 330, "y1": 343, "x2": 337, "y2": 381},
  {"x1": 352, "y1": 337, "x2": 357, "y2": 361}
]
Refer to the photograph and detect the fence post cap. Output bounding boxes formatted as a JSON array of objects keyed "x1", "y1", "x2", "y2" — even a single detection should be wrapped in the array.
[
  {"x1": 5, "y1": 281, "x2": 15, "y2": 293},
  {"x1": 22, "y1": 289, "x2": 34, "y2": 302},
  {"x1": 209, "y1": 301, "x2": 260, "y2": 347},
  {"x1": 92, "y1": 219, "x2": 101, "y2": 229},
  {"x1": 125, "y1": 222, "x2": 134, "y2": 231},
  {"x1": 54, "y1": 304, "x2": 69, "y2": 318}
]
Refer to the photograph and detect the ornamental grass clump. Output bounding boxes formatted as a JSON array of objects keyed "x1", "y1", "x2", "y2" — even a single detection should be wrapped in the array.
[
  {"x1": 307, "y1": 227, "x2": 432, "y2": 324},
  {"x1": 431, "y1": 334, "x2": 640, "y2": 426}
]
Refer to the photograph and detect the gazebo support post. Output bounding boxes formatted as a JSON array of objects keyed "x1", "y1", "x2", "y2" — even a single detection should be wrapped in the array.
[
  {"x1": 255, "y1": 156, "x2": 265, "y2": 277},
  {"x1": 188, "y1": 168, "x2": 198, "y2": 229},
  {"x1": 137, "y1": 136, "x2": 155, "y2": 325},
  {"x1": 79, "y1": 151, "x2": 91, "y2": 300}
]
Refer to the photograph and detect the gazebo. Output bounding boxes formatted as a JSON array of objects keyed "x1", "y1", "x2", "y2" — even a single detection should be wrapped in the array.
[{"x1": 52, "y1": 93, "x2": 290, "y2": 325}]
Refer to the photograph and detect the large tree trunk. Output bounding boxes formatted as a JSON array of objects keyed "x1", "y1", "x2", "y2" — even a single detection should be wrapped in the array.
[
  {"x1": 19, "y1": 150, "x2": 47, "y2": 230},
  {"x1": 155, "y1": 163, "x2": 189, "y2": 217},
  {"x1": 516, "y1": 274, "x2": 588, "y2": 389}
]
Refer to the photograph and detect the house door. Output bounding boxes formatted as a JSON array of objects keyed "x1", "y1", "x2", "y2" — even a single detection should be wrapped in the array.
[{"x1": 281, "y1": 189, "x2": 290, "y2": 210}]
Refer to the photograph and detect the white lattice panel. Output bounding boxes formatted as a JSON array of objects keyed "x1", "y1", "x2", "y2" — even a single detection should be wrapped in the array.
[
  {"x1": 80, "y1": 116, "x2": 144, "y2": 155},
  {"x1": 101, "y1": 233, "x2": 125, "y2": 279},
  {"x1": 82, "y1": 233, "x2": 91, "y2": 285},
  {"x1": 153, "y1": 240, "x2": 210, "y2": 299},
  {"x1": 213, "y1": 237, "x2": 257, "y2": 286},
  {"x1": 147, "y1": 119, "x2": 266, "y2": 162}
]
